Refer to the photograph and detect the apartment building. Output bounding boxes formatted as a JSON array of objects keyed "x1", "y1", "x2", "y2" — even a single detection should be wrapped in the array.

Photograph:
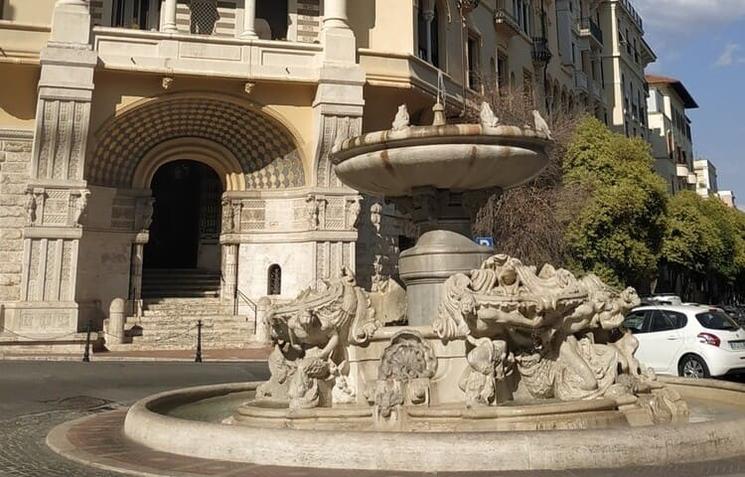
[
  {"x1": 718, "y1": 191, "x2": 736, "y2": 209},
  {"x1": 646, "y1": 75, "x2": 698, "y2": 193},
  {"x1": 598, "y1": 0, "x2": 655, "y2": 138},
  {"x1": 693, "y1": 159, "x2": 718, "y2": 198},
  {"x1": 0, "y1": 0, "x2": 656, "y2": 351}
]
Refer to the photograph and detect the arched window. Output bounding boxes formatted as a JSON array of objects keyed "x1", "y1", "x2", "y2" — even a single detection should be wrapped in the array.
[
  {"x1": 417, "y1": 0, "x2": 441, "y2": 68},
  {"x1": 267, "y1": 264, "x2": 281, "y2": 296}
]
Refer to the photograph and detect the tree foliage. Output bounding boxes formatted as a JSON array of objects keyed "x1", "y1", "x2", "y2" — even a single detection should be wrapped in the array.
[{"x1": 562, "y1": 117, "x2": 668, "y2": 289}]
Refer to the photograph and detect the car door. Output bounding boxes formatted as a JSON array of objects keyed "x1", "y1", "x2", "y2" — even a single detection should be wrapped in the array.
[
  {"x1": 623, "y1": 310, "x2": 654, "y2": 368},
  {"x1": 642, "y1": 310, "x2": 686, "y2": 374}
]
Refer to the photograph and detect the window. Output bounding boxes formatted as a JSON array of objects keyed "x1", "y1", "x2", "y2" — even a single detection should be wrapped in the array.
[
  {"x1": 267, "y1": 264, "x2": 281, "y2": 296},
  {"x1": 647, "y1": 310, "x2": 687, "y2": 333},
  {"x1": 696, "y1": 311, "x2": 740, "y2": 331},
  {"x1": 657, "y1": 310, "x2": 687, "y2": 329},
  {"x1": 467, "y1": 33, "x2": 481, "y2": 91},
  {"x1": 497, "y1": 52, "x2": 509, "y2": 93},
  {"x1": 417, "y1": 2, "x2": 441, "y2": 68},
  {"x1": 624, "y1": 311, "x2": 648, "y2": 334},
  {"x1": 111, "y1": 0, "x2": 158, "y2": 29},
  {"x1": 523, "y1": 70, "x2": 534, "y2": 106}
]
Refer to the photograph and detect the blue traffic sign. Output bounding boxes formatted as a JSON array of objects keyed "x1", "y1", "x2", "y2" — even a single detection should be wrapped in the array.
[{"x1": 475, "y1": 236, "x2": 495, "y2": 248}]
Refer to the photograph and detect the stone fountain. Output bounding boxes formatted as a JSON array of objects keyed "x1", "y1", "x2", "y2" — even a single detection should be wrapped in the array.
[
  {"x1": 81, "y1": 103, "x2": 745, "y2": 474},
  {"x1": 231, "y1": 103, "x2": 686, "y2": 430}
]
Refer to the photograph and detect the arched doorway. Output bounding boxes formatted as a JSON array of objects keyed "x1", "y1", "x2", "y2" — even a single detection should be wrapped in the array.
[{"x1": 142, "y1": 160, "x2": 223, "y2": 298}]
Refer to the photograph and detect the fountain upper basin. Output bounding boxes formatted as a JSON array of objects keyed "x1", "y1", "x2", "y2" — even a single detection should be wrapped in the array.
[{"x1": 331, "y1": 124, "x2": 552, "y2": 196}]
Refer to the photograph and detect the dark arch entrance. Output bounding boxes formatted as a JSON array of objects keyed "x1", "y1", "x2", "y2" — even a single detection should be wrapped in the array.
[{"x1": 145, "y1": 160, "x2": 222, "y2": 269}]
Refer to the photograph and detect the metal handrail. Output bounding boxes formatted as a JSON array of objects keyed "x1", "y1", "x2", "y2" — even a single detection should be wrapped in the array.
[{"x1": 220, "y1": 273, "x2": 258, "y2": 320}]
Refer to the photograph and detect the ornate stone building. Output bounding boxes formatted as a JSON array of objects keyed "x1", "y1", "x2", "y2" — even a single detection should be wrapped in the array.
[{"x1": 0, "y1": 0, "x2": 652, "y2": 352}]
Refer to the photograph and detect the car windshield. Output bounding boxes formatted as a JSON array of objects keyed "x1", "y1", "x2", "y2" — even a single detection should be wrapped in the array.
[{"x1": 695, "y1": 310, "x2": 740, "y2": 331}]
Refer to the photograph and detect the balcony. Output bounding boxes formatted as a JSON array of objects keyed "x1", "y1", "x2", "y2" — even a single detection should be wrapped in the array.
[
  {"x1": 578, "y1": 17, "x2": 603, "y2": 47},
  {"x1": 676, "y1": 164, "x2": 690, "y2": 178},
  {"x1": 494, "y1": 6, "x2": 522, "y2": 38},
  {"x1": 91, "y1": 27, "x2": 322, "y2": 82},
  {"x1": 531, "y1": 37, "x2": 552, "y2": 65}
]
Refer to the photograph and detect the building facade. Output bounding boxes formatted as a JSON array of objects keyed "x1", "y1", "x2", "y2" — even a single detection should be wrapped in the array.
[
  {"x1": 0, "y1": 0, "x2": 656, "y2": 352},
  {"x1": 599, "y1": 0, "x2": 655, "y2": 138},
  {"x1": 693, "y1": 159, "x2": 718, "y2": 198},
  {"x1": 646, "y1": 75, "x2": 698, "y2": 194}
]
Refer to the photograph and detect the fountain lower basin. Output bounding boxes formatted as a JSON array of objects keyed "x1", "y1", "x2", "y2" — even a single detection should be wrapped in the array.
[{"x1": 122, "y1": 377, "x2": 745, "y2": 472}]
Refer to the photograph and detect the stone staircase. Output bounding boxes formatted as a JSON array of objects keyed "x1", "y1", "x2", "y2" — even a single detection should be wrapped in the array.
[
  {"x1": 125, "y1": 298, "x2": 256, "y2": 350},
  {"x1": 141, "y1": 269, "x2": 221, "y2": 299}
]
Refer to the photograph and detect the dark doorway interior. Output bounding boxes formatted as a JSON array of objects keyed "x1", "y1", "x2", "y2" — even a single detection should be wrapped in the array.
[{"x1": 144, "y1": 160, "x2": 222, "y2": 270}]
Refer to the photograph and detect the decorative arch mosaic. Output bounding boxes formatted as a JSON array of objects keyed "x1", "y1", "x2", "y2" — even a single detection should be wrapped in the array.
[{"x1": 87, "y1": 96, "x2": 305, "y2": 190}]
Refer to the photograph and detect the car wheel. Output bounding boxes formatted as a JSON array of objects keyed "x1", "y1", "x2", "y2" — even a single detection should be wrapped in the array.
[{"x1": 679, "y1": 355, "x2": 710, "y2": 379}]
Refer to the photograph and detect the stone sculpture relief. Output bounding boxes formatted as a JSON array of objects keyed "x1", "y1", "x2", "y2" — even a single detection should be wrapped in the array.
[
  {"x1": 368, "y1": 331, "x2": 437, "y2": 419},
  {"x1": 257, "y1": 267, "x2": 381, "y2": 409},
  {"x1": 392, "y1": 104, "x2": 410, "y2": 131},
  {"x1": 346, "y1": 196, "x2": 362, "y2": 230},
  {"x1": 24, "y1": 187, "x2": 39, "y2": 225},
  {"x1": 71, "y1": 189, "x2": 90, "y2": 227},
  {"x1": 532, "y1": 109, "x2": 552, "y2": 139},
  {"x1": 460, "y1": 336, "x2": 514, "y2": 407},
  {"x1": 434, "y1": 254, "x2": 651, "y2": 404},
  {"x1": 480, "y1": 102, "x2": 500, "y2": 128}
]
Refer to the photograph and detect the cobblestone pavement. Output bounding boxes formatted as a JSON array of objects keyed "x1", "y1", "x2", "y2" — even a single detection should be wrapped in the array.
[
  {"x1": 0, "y1": 407, "x2": 123, "y2": 477},
  {"x1": 0, "y1": 361, "x2": 267, "y2": 477}
]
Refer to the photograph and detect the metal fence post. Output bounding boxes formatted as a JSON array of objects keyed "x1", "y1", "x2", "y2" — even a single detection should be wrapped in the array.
[{"x1": 195, "y1": 319, "x2": 203, "y2": 363}]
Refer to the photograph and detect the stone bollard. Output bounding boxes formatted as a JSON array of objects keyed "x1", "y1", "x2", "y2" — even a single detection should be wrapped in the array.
[
  {"x1": 254, "y1": 297, "x2": 272, "y2": 344},
  {"x1": 107, "y1": 298, "x2": 126, "y2": 345}
]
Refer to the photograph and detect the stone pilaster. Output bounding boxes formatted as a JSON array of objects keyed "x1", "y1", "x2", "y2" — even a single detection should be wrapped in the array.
[
  {"x1": 7, "y1": 0, "x2": 97, "y2": 338},
  {"x1": 311, "y1": 1, "x2": 365, "y2": 284}
]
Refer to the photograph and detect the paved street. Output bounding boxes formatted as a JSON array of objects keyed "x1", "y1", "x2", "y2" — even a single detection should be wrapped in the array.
[
  {"x1": 4, "y1": 361, "x2": 745, "y2": 476},
  {"x1": 0, "y1": 361, "x2": 268, "y2": 476}
]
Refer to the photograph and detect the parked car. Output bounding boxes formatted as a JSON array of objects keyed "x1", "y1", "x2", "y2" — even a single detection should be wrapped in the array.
[{"x1": 623, "y1": 305, "x2": 745, "y2": 378}]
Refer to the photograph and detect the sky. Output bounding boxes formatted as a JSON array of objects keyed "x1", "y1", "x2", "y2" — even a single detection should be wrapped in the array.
[{"x1": 633, "y1": 0, "x2": 745, "y2": 203}]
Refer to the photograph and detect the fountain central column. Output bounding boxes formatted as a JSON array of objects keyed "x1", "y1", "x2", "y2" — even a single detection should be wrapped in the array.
[{"x1": 393, "y1": 187, "x2": 496, "y2": 327}]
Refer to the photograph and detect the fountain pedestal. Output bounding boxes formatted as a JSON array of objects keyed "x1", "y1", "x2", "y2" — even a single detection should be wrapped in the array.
[{"x1": 394, "y1": 188, "x2": 494, "y2": 326}]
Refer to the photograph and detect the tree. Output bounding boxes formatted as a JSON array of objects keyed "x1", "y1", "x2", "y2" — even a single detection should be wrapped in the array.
[
  {"x1": 662, "y1": 191, "x2": 745, "y2": 302},
  {"x1": 472, "y1": 87, "x2": 586, "y2": 267},
  {"x1": 562, "y1": 117, "x2": 668, "y2": 290}
]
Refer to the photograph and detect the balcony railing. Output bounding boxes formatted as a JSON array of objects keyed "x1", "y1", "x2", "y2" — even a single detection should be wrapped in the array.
[
  {"x1": 579, "y1": 17, "x2": 603, "y2": 45},
  {"x1": 494, "y1": 6, "x2": 521, "y2": 37},
  {"x1": 531, "y1": 37, "x2": 552, "y2": 65}
]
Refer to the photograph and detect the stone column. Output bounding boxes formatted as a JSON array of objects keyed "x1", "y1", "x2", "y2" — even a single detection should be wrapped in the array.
[
  {"x1": 221, "y1": 244, "x2": 239, "y2": 313},
  {"x1": 254, "y1": 297, "x2": 272, "y2": 344},
  {"x1": 240, "y1": 0, "x2": 258, "y2": 38},
  {"x1": 323, "y1": 0, "x2": 348, "y2": 29},
  {"x1": 128, "y1": 241, "x2": 145, "y2": 317},
  {"x1": 422, "y1": 0, "x2": 435, "y2": 63},
  {"x1": 320, "y1": 0, "x2": 354, "y2": 63},
  {"x1": 162, "y1": 0, "x2": 178, "y2": 33},
  {"x1": 6, "y1": 0, "x2": 97, "y2": 340},
  {"x1": 107, "y1": 298, "x2": 126, "y2": 344}
]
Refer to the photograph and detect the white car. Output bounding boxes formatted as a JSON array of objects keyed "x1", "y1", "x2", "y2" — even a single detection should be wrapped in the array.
[{"x1": 623, "y1": 305, "x2": 745, "y2": 378}]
